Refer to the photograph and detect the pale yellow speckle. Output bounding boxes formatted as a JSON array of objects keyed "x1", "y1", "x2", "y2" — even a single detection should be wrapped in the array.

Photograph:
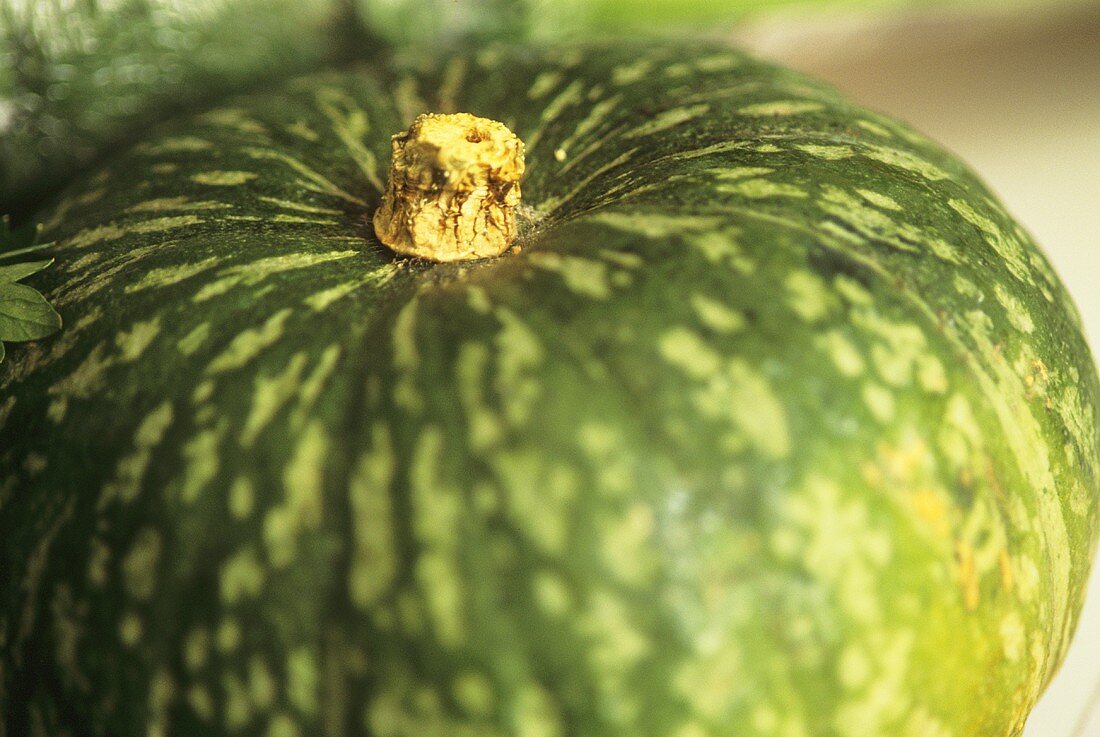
[
  {"x1": 865, "y1": 144, "x2": 950, "y2": 182},
  {"x1": 87, "y1": 538, "x2": 110, "y2": 587},
  {"x1": 241, "y1": 353, "x2": 309, "y2": 447},
  {"x1": 269, "y1": 213, "x2": 338, "y2": 225},
  {"x1": 264, "y1": 422, "x2": 328, "y2": 568},
  {"x1": 783, "y1": 474, "x2": 892, "y2": 624},
  {"x1": 391, "y1": 298, "x2": 421, "y2": 413},
  {"x1": 136, "y1": 136, "x2": 212, "y2": 154},
  {"x1": 862, "y1": 382, "x2": 896, "y2": 423},
  {"x1": 672, "y1": 723, "x2": 710, "y2": 737},
  {"x1": 956, "y1": 540, "x2": 980, "y2": 611},
  {"x1": 910, "y1": 488, "x2": 952, "y2": 539},
  {"x1": 832, "y1": 632, "x2": 916, "y2": 737},
  {"x1": 516, "y1": 684, "x2": 563, "y2": 737},
  {"x1": 740, "y1": 100, "x2": 824, "y2": 116},
  {"x1": 122, "y1": 527, "x2": 162, "y2": 600},
  {"x1": 465, "y1": 286, "x2": 492, "y2": 315},
  {"x1": 287, "y1": 647, "x2": 319, "y2": 715},
  {"x1": 659, "y1": 327, "x2": 721, "y2": 379},
  {"x1": 795, "y1": 143, "x2": 854, "y2": 160},
  {"x1": 834, "y1": 275, "x2": 873, "y2": 306},
  {"x1": 148, "y1": 668, "x2": 176, "y2": 729},
  {"x1": 819, "y1": 331, "x2": 865, "y2": 377},
  {"x1": 857, "y1": 189, "x2": 902, "y2": 211},
  {"x1": 785, "y1": 271, "x2": 831, "y2": 322},
  {"x1": 993, "y1": 282, "x2": 1035, "y2": 334},
  {"x1": 177, "y1": 322, "x2": 212, "y2": 355},
  {"x1": 410, "y1": 428, "x2": 467, "y2": 647},
  {"x1": 528, "y1": 71, "x2": 562, "y2": 99},
  {"x1": 707, "y1": 166, "x2": 775, "y2": 181},
  {"x1": 690, "y1": 231, "x2": 754, "y2": 273},
  {"x1": 63, "y1": 215, "x2": 203, "y2": 251},
  {"x1": 286, "y1": 120, "x2": 320, "y2": 141},
  {"x1": 229, "y1": 476, "x2": 255, "y2": 519},
  {"x1": 266, "y1": 712, "x2": 300, "y2": 737},
  {"x1": 115, "y1": 317, "x2": 162, "y2": 362},
  {"x1": 529, "y1": 252, "x2": 612, "y2": 299},
  {"x1": 48, "y1": 342, "x2": 113, "y2": 400},
  {"x1": 220, "y1": 546, "x2": 266, "y2": 604},
  {"x1": 453, "y1": 672, "x2": 495, "y2": 716},
  {"x1": 200, "y1": 108, "x2": 267, "y2": 134},
  {"x1": 127, "y1": 197, "x2": 231, "y2": 214},
  {"x1": 180, "y1": 424, "x2": 225, "y2": 503},
  {"x1": 601, "y1": 503, "x2": 657, "y2": 585},
  {"x1": 857, "y1": 119, "x2": 894, "y2": 137},
  {"x1": 1000, "y1": 611, "x2": 1026, "y2": 662},
  {"x1": 349, "y1": 425, "x2": 398, "y2": 609},
  {"x1": 250, "y1": 656, "x2": 278, "y2": 710},
  {"x1": 188, "y1": 685, "x2": 215, "y2": 722},
  {"x1": 192, "y1": 380, "x2": 215, "y2": 405},
  {"x1": 99, "y1": 401, "x2": 174, "y2": 505},
  {"x1": 304, "y1": 281, "x2": 358, "y2": 312},
  {"x1": 194, "y1": 251, "x2": 356, "y2": 303},
  {"x1": 533, "y1": 571, "x2": 572, "y2": 617},
  {"x1": 860, "y1": 317, "x2": 928, "y2": 387},
  {"x1": 916, "y1": 354, "x2": 949, "y2": 394},
  {"x1": 611, "y1": 58, "x2": 654, "y2": 86},
  {"x1": 600, "y1": 250, "x2": 644, "y2": 270},
  {"x1": 119, "y1": 611, "x2": 143, "y2": 647},
  {"x1": 693, "y1": 359, "x2": 791, "y2": 459},
  {"x1": 837, "y1": 644, "x2": 872, "y2": 690},
  {"x1": 456, "y1": 342, "x2": 502, "y2": 451},
  {"x1": 223, "y1": 673, "x2": 252, "y2": 729},
  {"x1": 751, "y1": 706, "x2": 779, "y2": 733},
  {"x1": 690, "y1": 294, "x2": 745, "y2": 333},
  {"x1": 928, "y1": 237, "x2": 963, "y2": 264},
  {"x1": 676, "y1": 639, "x2": 742, "y2": 720},
  {"x1": 207, "y1": 309, "x2": 294, "y2": 374},
  {"x1": 494, "y1": 308, "x2": 545, "y2": 426},
  {"x1": 217, "y1": 618, "x2": 242, "y2": 653},
  {"x1": 184, "y1": 628, "x2": 210, "y2": 672},
  {"x1": 624, "y1": 104, "x2": 709, "y2": 139},
  {"x1": 588, "y1": 211, "x2": 723, "y2": 238},
  {"x1": 720, "y1": 179, "x2": 807, "y2": 199},
  {"x1": 258, "y1": 196, "x2": 341, "y2": 215}
]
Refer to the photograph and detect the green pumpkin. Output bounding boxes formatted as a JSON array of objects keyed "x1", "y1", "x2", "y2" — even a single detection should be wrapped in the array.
[{"x1": 2, "y1": 40, "x2": 1097, "y2": 737}]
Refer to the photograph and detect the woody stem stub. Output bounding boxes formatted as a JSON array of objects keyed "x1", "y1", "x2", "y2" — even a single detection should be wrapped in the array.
[{"x1": 372, "y1": 113, "x2": 525, "y2": 262}]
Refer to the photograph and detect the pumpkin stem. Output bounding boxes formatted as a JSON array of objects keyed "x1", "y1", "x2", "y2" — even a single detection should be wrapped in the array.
[{"x1": 373, "y1": 112, "x2": 525, "y2": 262}]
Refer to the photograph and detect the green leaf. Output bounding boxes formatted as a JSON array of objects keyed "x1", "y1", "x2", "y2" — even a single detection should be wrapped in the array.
[
  {"x1": 0, "y1": 281, "x2": 63, "y2": 342},
  {"x1": 0, "y1": 214, "x2": 61, "y2": 360},
  {"x1": 0, "y1": 258, "x2": 53, "y2": 284}
]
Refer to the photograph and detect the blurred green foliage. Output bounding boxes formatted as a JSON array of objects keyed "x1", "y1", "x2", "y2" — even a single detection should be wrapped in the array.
[
  {"x1": 2, "y1": 0, "x2": 1090, "y2": 217},
  {"x1": 0, "y1": 0, "x2": 372, "y2": 216}
]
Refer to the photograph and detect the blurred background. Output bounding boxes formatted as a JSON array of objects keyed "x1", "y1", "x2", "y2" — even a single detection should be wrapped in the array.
[
  {"x1": 730, "y1": 4, "x2": 1100, "y2": 734},
  {"x1": 3, "y1": 0, "x2": 1098, "y2": 733}
]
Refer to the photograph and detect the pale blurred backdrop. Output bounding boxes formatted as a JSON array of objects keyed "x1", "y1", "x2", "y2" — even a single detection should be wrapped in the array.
[{"x1": 733, "y1": 4, "x2": 1100, "y2": 734}]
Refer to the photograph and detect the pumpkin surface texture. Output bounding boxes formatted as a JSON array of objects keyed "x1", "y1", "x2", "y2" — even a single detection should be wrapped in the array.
[{"x1": 1, "y1": 40, "x2": 1098, "y2": 737}]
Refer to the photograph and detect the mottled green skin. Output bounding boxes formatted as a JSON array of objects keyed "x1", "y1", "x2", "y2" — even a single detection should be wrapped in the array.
[{"x1": 2, "y1": 42, "x2": 1098, "y2": 737}]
